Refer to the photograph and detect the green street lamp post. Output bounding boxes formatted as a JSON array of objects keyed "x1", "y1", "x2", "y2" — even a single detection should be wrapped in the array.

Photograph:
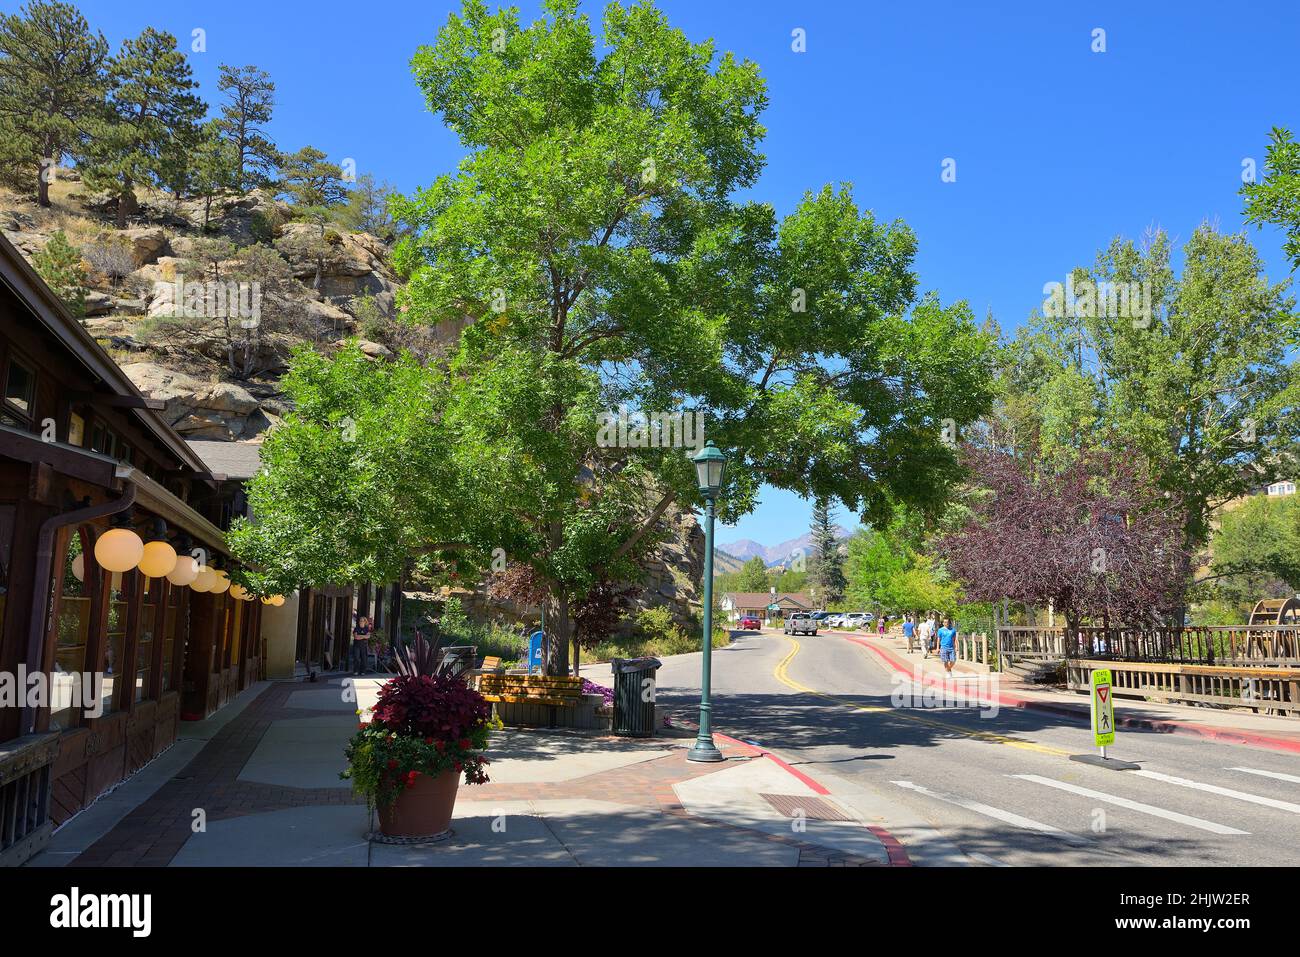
[{"x1": 688, "y1": 440, "x2": 728, "y2": 763}]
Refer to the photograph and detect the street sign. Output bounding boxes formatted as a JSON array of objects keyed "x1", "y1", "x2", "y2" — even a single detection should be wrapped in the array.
[{"x1": 1090, "y1": 668, "x2": 1115, "y2": 748}]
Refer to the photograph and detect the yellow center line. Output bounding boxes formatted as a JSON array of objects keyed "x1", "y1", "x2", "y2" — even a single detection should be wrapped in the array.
[{"x1": 774, "y1": 635, "x2": 1071, "y2": 757}]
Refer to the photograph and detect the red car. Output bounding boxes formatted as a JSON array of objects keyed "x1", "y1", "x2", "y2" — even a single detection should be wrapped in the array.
[{"x1": 740, "y1": 615, "x2": 762, "y2": 630}]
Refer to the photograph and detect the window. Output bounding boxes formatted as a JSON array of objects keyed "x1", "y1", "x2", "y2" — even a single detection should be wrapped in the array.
[
  {"x1": 100, "y1": 571, "x2": 128, "y2": 714},
  {"x1": 136, "y1": 575, "x2": 159, "y2": 702},
  {"x1": 3, "y1": 356, "x2": 34, "y2": 424},
  {"x1": 68, "y1": 412, "x2": 85, "y2": 447},
  {"x1": 51, "y1": 531, "x2": 92, "y2": 731},
  {"x1": 89, "y1": 423, "x2": 117, "y2": 458}
]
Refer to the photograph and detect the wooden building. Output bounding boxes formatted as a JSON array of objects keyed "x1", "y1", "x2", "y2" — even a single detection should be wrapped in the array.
[{"x1": 0, "y1": 233, "x2": 264, "y2": 865}]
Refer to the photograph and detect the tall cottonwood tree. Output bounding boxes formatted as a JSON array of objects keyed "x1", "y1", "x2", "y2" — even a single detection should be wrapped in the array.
[
  {"x1": 82, "y1": 27, "x2": 204, "y2": 227},
  {"x1": 233, "y1": 0, "x2": 996, "y2": 673},
  {"x1": 216, "y1": 63, "x2": 277, "y2": 190},
  {"x1": 0, "y1": 0, "x2": 108, "y2": 206}
]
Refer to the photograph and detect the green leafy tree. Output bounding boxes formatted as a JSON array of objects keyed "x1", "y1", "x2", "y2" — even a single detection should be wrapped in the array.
[
  {"x1": 1242, "y1": 127, "x2": 1300, "y2": 271},
  {"x1": 216, "y1": 63, "x2": 277, "y2": 190},
  {"x1": 807, "y1": 496, "x2": 845, "y2": 602},
  {"x1": 1010, "y1": 227, "x2": 1300, "y2": 616},
  {"x1": 32, "y1": 229, "x2": 85, "y2": 316},
  {"x1": 736, "y1": 556, "x2": 772, "y2": 592},
  {"x1": 1201, "y1": 493, "x2": 1300, "y2": 618},
  {"x1": 82, "y1": 27, "x2": 204, "y2": 228},
  {"x1": 0, "y1": 1, "x2": 108, "y2": 206},
  {"x1": 236, "y1": 0, "x2": 994, "y2": 674}
]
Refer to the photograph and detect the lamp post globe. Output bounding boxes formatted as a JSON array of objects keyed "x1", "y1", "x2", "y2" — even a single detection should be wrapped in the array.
[{"x1": 687, "y1": 440, "x2": 728, "y2": 763}]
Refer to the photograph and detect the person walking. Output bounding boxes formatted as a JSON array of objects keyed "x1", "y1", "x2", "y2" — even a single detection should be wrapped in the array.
[
  {"x1": 937, "y1": 616, "x2": 958, "y2": 674},
  {"x1": 901, "y1": 614, "x2": 916, "y2": 652},
  {"x1": 918, "y1": 612, "x2": 934, "y2": 659},
  {"x1": 351, "y1": 615, "x2": 373, "y2": 676}
]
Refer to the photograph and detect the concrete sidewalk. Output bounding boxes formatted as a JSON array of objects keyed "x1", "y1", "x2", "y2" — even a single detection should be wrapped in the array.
[
  {"x1": 844, "y1": 630, "x2": 1300, "y2": 753},
  {"x1": 28, "y1": 671, "x2": 903, "y2": 867}
]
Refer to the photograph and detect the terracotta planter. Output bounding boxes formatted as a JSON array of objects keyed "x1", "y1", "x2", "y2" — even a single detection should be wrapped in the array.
[{"x1": 377, "y1": 768, "x2": 460, "y2": 839}]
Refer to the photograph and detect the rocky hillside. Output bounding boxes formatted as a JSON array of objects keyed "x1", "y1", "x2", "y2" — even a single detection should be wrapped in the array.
[{"x1": 3, "y1": 170, "x2": 409, "y2": 440}]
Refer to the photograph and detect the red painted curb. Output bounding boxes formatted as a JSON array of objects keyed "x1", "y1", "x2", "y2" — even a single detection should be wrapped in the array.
[
  {"x1": 866, "y1": 825, "x2": 913, "y2": 866},
  {"x1": 842, "y1": 635, "x2": 1300, "y2": 756},
  {"x1": 714, "y1": 732, "x2": 832, "y2": 796}
]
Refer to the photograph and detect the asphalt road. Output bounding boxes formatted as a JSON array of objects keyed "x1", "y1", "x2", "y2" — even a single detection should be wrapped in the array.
[{"x1": 643, "y1": 628, "x2": 1300, "y2": 867}]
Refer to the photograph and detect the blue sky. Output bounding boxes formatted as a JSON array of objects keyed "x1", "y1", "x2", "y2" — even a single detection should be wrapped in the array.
[{"x1": 34, "y1": 0, "x2": 1300, "y2": 544}]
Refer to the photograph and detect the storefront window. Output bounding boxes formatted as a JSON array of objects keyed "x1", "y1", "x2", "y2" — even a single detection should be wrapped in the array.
[
  {"x1": 161, "y1": 584, "x2": 181, "y2": 694},
  {"x1": 0, "y1": 506, "x2": 12, "y2": 663},
  {"x1": 136, "y1": 575, "x2": 158, "y2": 702},
  {"x1": 100, "y1": 573, "x2": 128, "y2": 714},
  {"x1": 51, "y1": 531, "x2": 91, "y2": 731}
]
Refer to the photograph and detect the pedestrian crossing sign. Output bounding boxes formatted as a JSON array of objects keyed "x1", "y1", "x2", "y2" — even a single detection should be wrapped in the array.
[{"x1": 1090, "y1": 669, "x2": 1115, "y2": 747}]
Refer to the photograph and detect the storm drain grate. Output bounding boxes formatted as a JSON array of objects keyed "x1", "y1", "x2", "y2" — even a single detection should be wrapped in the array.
[{"x1": 759, "y1": 793, "x2": 855, "y2": 821}]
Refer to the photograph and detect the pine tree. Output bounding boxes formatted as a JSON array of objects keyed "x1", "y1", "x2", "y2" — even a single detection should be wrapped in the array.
[
  {"x1": 808, "y1": 496, "x2": 846, "y2": 603},
  {"x1": 82, "y1": 27, "x2": 204, "y2": 228},
  {"x1": 279, "y1": 145, "x2": 349, "y2": 289},
  {"x1": 33, "y1": 230, "x2": 86, "y2": 317},
  {"x1": 216, "y1": 63, "x2": 277, "y2": 190},
  {"x1": 0, "y1": 1, "x2": 108, "y2": 206},
  {"x1": 338, "y1": 172, "x2": 397, "y2": 239},
  {"x1": 187, "y1": 119, "x2": 240, "y2": 231}
]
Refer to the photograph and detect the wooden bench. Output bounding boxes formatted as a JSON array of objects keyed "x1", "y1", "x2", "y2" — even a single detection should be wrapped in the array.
[{"x1": 478, "y1": 674, "x2": 585, "y2": 727}]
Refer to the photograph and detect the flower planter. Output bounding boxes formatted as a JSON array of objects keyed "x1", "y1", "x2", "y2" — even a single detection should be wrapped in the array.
[{"x1": 377, "y1": 768, "x2": 460, "y2": 840}]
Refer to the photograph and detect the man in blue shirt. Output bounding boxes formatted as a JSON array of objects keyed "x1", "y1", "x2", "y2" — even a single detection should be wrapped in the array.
[
  {"x1": 901, "y1": 614, "x2": 916, "y2": 652},
  {"x1": 936, "y1": 617, "x2": 958, "y2": 674}
]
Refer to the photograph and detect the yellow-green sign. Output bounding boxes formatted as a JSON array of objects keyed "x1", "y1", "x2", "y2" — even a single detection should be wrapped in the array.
[{"x1": 1090, "y1": 668, "x2": 1115, "y2": 747}]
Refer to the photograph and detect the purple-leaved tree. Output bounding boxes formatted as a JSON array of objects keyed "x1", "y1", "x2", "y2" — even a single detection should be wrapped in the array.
[{"x1": 939, "y1": 446, "x2": 1187, "y2": 632}]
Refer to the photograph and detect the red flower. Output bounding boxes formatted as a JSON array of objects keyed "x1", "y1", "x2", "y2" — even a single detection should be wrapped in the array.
[
  {"x1": 386, "y1": 759, "x2": 398, "y2": 770},
  {"x1": 424, "y1": 737, "x2": 434, "y2": 745},
  {"x1": 435, "y1": 740, "x2": 445, "y2": 752},
  {"x1": 457, "y1": 738, "x2": 470, "y2": 750},
  {"x1": 454, "y1": 761, "x2": 462, "y2": 772}
]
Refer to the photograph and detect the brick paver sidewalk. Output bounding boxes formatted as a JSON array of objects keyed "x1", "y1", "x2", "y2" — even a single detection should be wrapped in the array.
[{"x1": 63, "y1": 676, "x2": 896, "y2": 867}]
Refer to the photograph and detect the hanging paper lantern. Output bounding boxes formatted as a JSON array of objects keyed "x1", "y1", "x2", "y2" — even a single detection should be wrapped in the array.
[
  {"x1": 137, "y1": 539, "x2": 178, "y2": 578},
  {"x1": 269, "y1": 594, "x2": 285, "y2": 607},
  {"x1": 229, "y1": 583, "x2": 249, "y2": 601},
  {"x1": 94, "y1": 527, "x2": 143, "y2": 573},
  {"x1": 192, "y1": 566, "x2": 218, "y2": 592},
  {"x1": 167, "y1": 555, "x2": 199, "y2": 586},
  {"x1": 71, "y1": 553, "x2": 85, "y2": 583},
  {"x1": 210, "y1": 570, "x2": 231, "y2": 594}
]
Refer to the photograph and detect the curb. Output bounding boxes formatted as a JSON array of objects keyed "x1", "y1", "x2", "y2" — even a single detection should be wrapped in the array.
[{"x1": 844, "y1": 634, "x2": 1300, "y2": 756}]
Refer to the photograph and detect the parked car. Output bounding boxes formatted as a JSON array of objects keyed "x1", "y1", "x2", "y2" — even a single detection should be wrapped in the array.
[
  {"x1": 825, "y1": 613, "x2": 845, "y2": 627},
  {"x1": 784, "y1": 612, "x2": 818, "y2": 636},
  {"x1": 739, "y1": 615, "x2": 762, "y2": 630},
  {"x1": 842, "y1": 612, "x2": 871, "y2": 630}
]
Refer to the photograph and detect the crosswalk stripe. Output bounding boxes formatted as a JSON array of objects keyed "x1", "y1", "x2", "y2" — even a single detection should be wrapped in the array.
[
  {"x1": 891, "y1": 780, "x2": 1090, "y2": 846},
  {"x1": 1227, "y1": 767, "x2": 1300, "y2": 786},
  {"x1": 1012, "y1": 774, "x2": 1249, "y2": 835},
  {"x1": 1134, "y1": 769, "x2": 1300, "y2": 814}
]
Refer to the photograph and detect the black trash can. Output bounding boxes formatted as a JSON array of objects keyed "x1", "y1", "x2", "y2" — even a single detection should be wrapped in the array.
[{"x1": 611, "y1": 657, "x2": 662, "y2": 737}]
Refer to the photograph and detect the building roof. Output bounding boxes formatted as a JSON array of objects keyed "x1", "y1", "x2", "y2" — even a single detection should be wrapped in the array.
[
  {"x1": 722, "y1": 592, "x2": 813, "y2": 610},
  {"x1": 185, "y1": 440, "x2": 264, "y2": 480}
]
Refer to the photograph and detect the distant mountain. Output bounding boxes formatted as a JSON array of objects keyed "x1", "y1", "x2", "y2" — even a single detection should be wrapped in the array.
[
  {"x1": 712, "y1": 548, "x2": 746, "y2": 574},
  {"x1": 719, "y1": 527, "x2": 852, "y2": 568}
]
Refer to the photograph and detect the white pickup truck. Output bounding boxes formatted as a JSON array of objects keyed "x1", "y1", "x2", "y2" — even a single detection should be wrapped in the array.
[{"x1": 783, "y1": 612, "x2": 818, "y2": 636}]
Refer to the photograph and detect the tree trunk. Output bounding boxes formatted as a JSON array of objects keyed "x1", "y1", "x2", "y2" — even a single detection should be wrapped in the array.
[{"x1": 544, "y1": 591, "x2": 572, "y2": 676}]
